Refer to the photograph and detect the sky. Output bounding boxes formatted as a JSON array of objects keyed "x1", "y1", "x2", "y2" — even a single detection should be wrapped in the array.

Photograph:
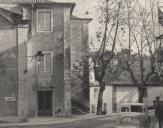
[
  {"x1": 51, "y1": 0, "x2": 163, "y2": 51},
  {"x1": 72, "y1": 0, "x2": 99, "y2": 48},
  {"x1": 51, "y1": 0, "x2": 99, "y2": 49}
]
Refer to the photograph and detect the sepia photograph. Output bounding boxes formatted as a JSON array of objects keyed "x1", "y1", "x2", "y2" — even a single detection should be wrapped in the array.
[{"x1": 0, "y1": 0, "x2": 162, "y2": 128}]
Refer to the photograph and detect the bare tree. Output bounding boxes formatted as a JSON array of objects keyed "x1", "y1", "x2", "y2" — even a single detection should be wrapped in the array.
[
  {"x1": 94, "y1": 0, "x2": 124, "y2": 115},
  {"x1": 118, "y1": 0, "x2": 160, "y2": 103}
]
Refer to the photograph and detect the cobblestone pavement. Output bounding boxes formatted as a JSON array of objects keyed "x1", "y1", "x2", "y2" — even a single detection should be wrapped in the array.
[
  {"x1": 150, "y1": 117, "x2": 160, "y2": 128},
  {"x1": 0, "y1": 116, "x2": 116, "y2": 128},
  {"x1": 0, "y1": 114, "x2": 160, "y2": 128}
]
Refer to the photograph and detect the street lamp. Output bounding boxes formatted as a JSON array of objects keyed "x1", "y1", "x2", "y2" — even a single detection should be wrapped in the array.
[
  {"x1": 28, "y1": 51, "x2": 44, "y2": 62},
  {"x1": 24, "y1": 51, "x2": 44, "y2": 74},
  {"x1": 35, "y1": 51, "x2": 44, "y2": 62}
]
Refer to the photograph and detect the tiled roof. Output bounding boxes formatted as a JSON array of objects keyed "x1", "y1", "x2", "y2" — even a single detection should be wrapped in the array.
[
  {"x1": 0, "y1": 0, "x2": 78, "y2": 4},
  {"x1": 0, "y1": 0, "x2": 50, "y2": 4},
  {"x1": 103, "y1": 54, "x2": 160, "y2": 86},
  {"x1": 0, "y1": 0, "x2": 76, "y2": 14}
]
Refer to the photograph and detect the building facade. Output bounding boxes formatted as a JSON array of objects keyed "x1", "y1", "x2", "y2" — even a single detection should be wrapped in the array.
[
  {"x1": 89, "y1": 57, "x2": 162, "y2": 114},
  {"x1": 0, "y1": 0, "x2": 91, "y2": 117},
  {"x1": 90, "y1": 84, "x2": 163, "y2": 114}
]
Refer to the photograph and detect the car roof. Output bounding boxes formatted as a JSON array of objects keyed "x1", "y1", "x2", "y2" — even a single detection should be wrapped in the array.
[{"x1": 119, "y1": 103, "x2": 145, "y2": 106}]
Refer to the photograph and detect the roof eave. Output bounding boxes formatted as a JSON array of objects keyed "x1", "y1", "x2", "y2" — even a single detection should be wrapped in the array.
[
  {"x1": 67, "y1": 2, "x2": 76, "y2": 15},
  {"x1": 71, "y1": 17, "x2": 92, "y2": 23},
  {"x1": 28, "y1": 2, "x2": 76, "y2": 16},
  {"x1": 0, "y1": 1, "x2": 76, "y2": 15},
  {"x1": 35, "y1": 2, "x2": 76, "y2": 15}
]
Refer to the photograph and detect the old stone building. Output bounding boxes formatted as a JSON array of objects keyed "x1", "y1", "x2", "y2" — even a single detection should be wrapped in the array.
[{"x1": 0, "y1": 0, "x2": 91, "y2": 117}]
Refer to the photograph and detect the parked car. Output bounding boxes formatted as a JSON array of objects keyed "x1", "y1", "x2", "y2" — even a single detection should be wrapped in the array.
[{"x1": 115, "y1": 103, "x2": 150, "y2": 128}]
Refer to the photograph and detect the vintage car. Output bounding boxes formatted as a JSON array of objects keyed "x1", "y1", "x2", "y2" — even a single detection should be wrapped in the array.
[{"x1": 115, "y1": 103, "x2": 150, "y2": 128}]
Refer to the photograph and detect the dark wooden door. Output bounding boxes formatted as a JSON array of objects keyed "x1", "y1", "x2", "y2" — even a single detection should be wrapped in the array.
[{"x1": 37, "y1": 91, "x2": 52, "y2": 116}]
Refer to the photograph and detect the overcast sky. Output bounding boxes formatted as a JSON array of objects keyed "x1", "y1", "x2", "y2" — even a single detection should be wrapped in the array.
[
  {"x1": 72, "y1": 0, "x2": 100, "y2": 49},
  {"x1": 72, "y1": 0, "x2": 163, "y2": 50},
  {"x1": 52, "y1": 0, "x2": 163, "y2": 50},
  {"x1": 50, "y1": 0, "x2": 99, "y2": 49}
]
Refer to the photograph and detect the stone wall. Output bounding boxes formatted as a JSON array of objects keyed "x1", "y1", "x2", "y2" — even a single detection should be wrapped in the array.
[
  {"x1": 63, "y1": 7, "x2": 71, "y2": 116},
  {"x1": 0, "y1": 16, "x2": 17, "y2": 116},
  {"x1": 70, "y1": 20, "x2": 84, "y2": 100},
  {"x1": 0, "y1": 3, "x2": 90, "y2": 117},
  {"x1": 21, "y1": 5, "x2": 72, "y2": 117},
  {"x1": 17, "y1": 26, "x2": 28, "y2": 117},
  {"x1": 70, "y1": 19, "x2": 90, "y2": 107}
]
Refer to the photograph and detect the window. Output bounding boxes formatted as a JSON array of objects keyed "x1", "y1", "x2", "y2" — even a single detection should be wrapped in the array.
[
  {"x1": 37, "y1": 10, "x2": 53, "y2": 32},
  {"x1": 121, "y1": 107, "x2": 129, "y2": 112},
  {"x1": 94, "y1": 88, "x2": 98, "y2": 98},
  {"x1": 37, "y1": 51, "x2": 53, "y2": 75},
  {"x1": 143, "y1": 88, "x2": 148, "y2": 98},
  {"x1": 131, "y1": 105, "x2": 143, "y2": 113}
]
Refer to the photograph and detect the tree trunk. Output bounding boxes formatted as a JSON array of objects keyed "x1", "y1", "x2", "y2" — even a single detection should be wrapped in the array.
[
  {"x1": 138, "y1": 87, "x2": 143, "y2": 103},
  {"x1": 96, "y1": 81, "x2": 105, "y2": 115}
]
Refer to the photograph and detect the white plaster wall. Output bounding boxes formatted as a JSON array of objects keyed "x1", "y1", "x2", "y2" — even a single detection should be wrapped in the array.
[
  {"x1": 90, "y1": 86, "x2": 113, "y2": 114},
  {"x1": 116, "y1": 86, "x2": 138, "y2": 106},
  {"x1": 103, "y1": 86, "x2": 113, "y2": 113},
  {"x1": 90, "y1": 86, "x2": 98, "y2": 113}
]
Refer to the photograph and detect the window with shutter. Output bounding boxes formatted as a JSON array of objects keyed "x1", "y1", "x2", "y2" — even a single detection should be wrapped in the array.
[
  {"x1": 37, "y1": 51, "x2": 53, "y2": 75},
  {"x1": 37, "y1": 10, "x2": 53, "y2": 32}
]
